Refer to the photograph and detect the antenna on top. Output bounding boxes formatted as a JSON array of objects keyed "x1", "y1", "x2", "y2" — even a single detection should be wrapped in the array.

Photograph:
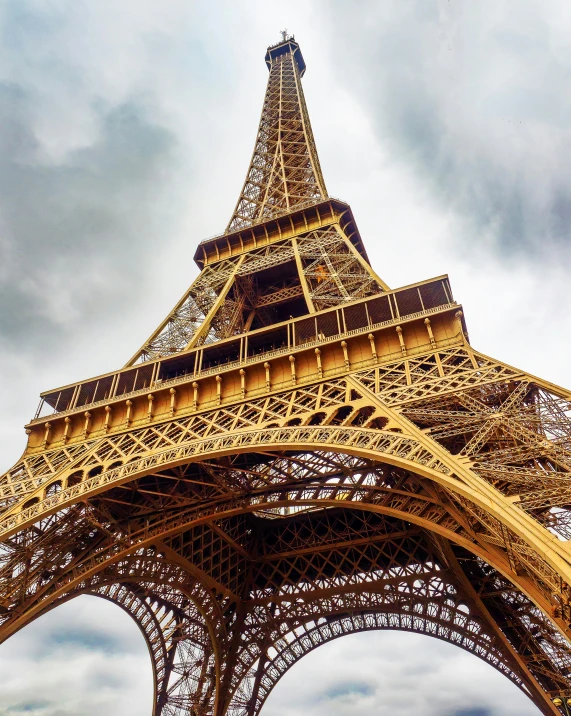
[{"x1": 280, "y1": 29, "x2": 289, "y2": 42}]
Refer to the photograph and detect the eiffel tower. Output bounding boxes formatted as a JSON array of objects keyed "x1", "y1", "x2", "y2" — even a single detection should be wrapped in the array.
[{"x1": 2, "y1": 35, "x2": 571, "y2": 715}]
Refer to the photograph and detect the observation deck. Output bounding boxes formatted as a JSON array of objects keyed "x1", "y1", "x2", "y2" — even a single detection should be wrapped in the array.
[{"x1": 265, "y1": 37, "x2": 306, "y2": 76}]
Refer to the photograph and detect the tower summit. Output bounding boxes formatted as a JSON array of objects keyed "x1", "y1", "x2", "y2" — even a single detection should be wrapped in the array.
[
  {"x1": 227, "y1": 35, "x2": 326, "y2": 232},
  {"x1": 2, "y1": 38, "x2": 571, "y2": 716}
]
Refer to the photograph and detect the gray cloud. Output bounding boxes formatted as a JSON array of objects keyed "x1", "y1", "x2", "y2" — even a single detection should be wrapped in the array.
[
  {"x1": 263, "y1": 630, "x2": 537, "y2": 716},
  {"x1": 3, "y1": 701, "x2": 51, "y2": 716},
  {"x1": 47, "y1": 624, "x2": 124, "y2": 655},
  {"x1": 0, "y1": 86, "x2": 177, "y2": 352},
  {"x1": 322, "y1": 0, "x2": 571, "y2": 260},
  {"x1": 321, "y1": 680, "x2": 374, "y2": 701}
]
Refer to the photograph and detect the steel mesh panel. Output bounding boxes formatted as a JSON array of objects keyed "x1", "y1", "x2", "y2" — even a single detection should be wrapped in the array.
[
  {"x1": 133, "y1": 365, "x2": 154, "y2": 392},
  {"x1": 316, "y1": 312, "x2": 340, "y2": 338},
  {"x1": 44, "y1": 387, "x2": 75, "y2": 412},
  {"x1": 295, "y1": 317, "x2": 317, "y2": 345},
  {"x1": 76, "y1": 381, "x2": 99, "y2": 408},
  {"x1": 366, "y1": 295, "x2": 393, "y2": 324},
  {"x1": 420, "y1": 281, "x2": 449, "y2": 310},
  {"x1": 116, "y1": 369, "x2": 138, "y2": 396},
  {"x1": 343, "y1": 303, "x2": 369, "y2": 332},
  {"x1": 92, "y1": 376, "x2": 115, "y2": 404},
  {"x1": 394, "y1": 287, "x2": 423, "y2": 317}
]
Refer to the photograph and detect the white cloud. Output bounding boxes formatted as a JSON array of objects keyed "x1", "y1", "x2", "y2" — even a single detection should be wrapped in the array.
[
  {"x1": 264, "y1": 630, "x2": 537, "y2": 716},
  {"x1": 0, "y1": 596, "x2": 152, "y2": 716}
]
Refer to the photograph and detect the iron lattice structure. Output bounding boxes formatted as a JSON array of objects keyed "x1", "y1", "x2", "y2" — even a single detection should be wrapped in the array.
[{"x1": 3, "y1": 37, "x2": 571, "y2": 715}]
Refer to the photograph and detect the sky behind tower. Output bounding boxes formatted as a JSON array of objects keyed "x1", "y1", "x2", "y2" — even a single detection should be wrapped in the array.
[{"x1": 1, "y1": 1, "x2": 570, "y2": 714}]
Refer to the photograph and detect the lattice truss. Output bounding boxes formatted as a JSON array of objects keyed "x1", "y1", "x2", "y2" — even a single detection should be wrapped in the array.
[
  {"x1": 297, "y1": 226, "x2": 380, "y2": 310},
  {"x1": 3, "y1": 346, "x2": 571, "y2": 713},
  {"x1": 96, "y1": 582, "x2": 217, "y2": 715},
  {"x1": 133, "y1": 258, "x2": 241, "y2": 362},
  {"x1": 226, "y1": 44, "x2": 326, "y2": 233},
  {"x1": 130, "y1": 225, "x2": 382, "y2": 363}
]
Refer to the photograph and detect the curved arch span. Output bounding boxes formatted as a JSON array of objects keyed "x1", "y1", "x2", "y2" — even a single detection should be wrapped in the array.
[
  {"x1": 1, "y1": 447, "x2": 569, "y2": 715},
  {"x1": 228, "y1": 609, "x2": 535, "y2": 716},
  {"x1": 0, "y1": 448, "x2": 563, "y2": 660},
  {"x1": 3, "y1": 562, "x2": 223, "y2": 716},
  {"x1": 6, "y1": 424, "x2": 566, "y2": 595}
]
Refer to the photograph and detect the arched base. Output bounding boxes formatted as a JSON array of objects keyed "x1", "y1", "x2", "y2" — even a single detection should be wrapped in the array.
[{"x1": 1, "y1": 440, "x2": 570, "y2": 714}]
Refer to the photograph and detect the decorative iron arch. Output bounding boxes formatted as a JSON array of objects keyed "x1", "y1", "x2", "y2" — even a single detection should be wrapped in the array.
[
  {"x1": 4, "y1": 423, "x2": 569, "y2": 606},
  {"x1": 0, "y1": 447, "x2": 556, "y2": 647},
  {"x1": 1, "y1": 445, "x2": 570, "y2": 714},
  {"x1": 228, "y1": 609, "x2": 534, "y2": 716},
  {"x1": 3, "y1": 558, "x2": 225, "y2": 716}
]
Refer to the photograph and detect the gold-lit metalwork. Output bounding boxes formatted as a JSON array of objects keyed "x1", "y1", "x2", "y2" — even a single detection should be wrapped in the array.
[
  {"x1": 553, "y1": 697, "x2": 571, "y2": 715},
  {"x1": 2, "y1": 35, "x2": 571, "y2": 715}
]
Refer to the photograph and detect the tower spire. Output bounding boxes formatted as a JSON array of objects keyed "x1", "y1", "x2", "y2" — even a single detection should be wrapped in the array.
[{"x1": 226, "y1": 37, "x2": 327, "y2": 232}]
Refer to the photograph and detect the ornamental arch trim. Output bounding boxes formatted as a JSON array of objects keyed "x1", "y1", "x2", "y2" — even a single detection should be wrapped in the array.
[
  {"x1": 3, "y1": 425, "x2": 570, "y2": 598},
  {"x1": 228, "y1": 610, "x2": 534, "y2": 716}
]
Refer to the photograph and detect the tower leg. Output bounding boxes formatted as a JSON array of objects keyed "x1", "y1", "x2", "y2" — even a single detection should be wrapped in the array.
[{"x1": 98, "y1": 581, "x2": 218, "y2": 715}]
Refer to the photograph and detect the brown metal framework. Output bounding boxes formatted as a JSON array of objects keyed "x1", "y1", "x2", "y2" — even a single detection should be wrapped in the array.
[{"x1": 2, "y1": 35, "x2": 571, "y2": 715}]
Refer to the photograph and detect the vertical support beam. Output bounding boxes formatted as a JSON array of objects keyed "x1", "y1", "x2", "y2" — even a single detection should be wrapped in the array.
[
  {"x1": 42, "y1": 422, "x2": 51, "y2": 447},
  {"x1": 125, "y1": 400, "x2": 133, "y2": 426},
  {"x1": 341, "y1": 341, "x2": 350, "y2": 369},
  {"x1": 334, "y1": 225, "x2": 390, "y2": 292},
  {"x1": 110, "y1": 372, "x2": 119, "y2": 398},
  {"x1": 187, "y1": 255, "x2": 247, "y2": 350},
  {"x1": 336, "y1": 309, "x2": 343, "y2": 335},
  {"x1": 424, "y1": 317, "x2": 436, "y2": 348},
  {"x1": 368, "y1": 333, "x2": 378, "y2": 363},
  {"x1": 264, "y1": 362, "x2": 271, "y2": 392},
  {"x1": 63, "y1": 416, "x2": 72, "y2": 442},
  {"x1": 35, "y1": 399, "x2": 45, "y2": 420},
  {"x1": 396, "y1": 327, "x2": 411, "y2": 385},
  {"x1": 424, "y1": 318, "x2": 444, "y2": 377},
  {"x1": 315, "y1": 348, "x2": 323, "y2": 378},
  {"x1": 455, "y1": 310, "x2": 465, "y2": 340},
  {"x1": 70, "y1": 384, "x2": 81, "y2": 410},
  {"x1": 104, "y1": 406, "x2": 112, "y2": 433},
  {"x1": 396, "y1": 326, "x2": 406, "y2": 356},
  {"x1": 289, "y1": 355, "x2": 296, "y2": 385},
  {"x1": 292, "y1": 236, "x2": 316, "y2": 313}
]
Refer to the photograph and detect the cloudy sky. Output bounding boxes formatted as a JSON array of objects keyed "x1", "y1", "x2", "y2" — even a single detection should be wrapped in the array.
[{"x1": 1, "y1": 0, "x2": 570, "y2": 713}]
